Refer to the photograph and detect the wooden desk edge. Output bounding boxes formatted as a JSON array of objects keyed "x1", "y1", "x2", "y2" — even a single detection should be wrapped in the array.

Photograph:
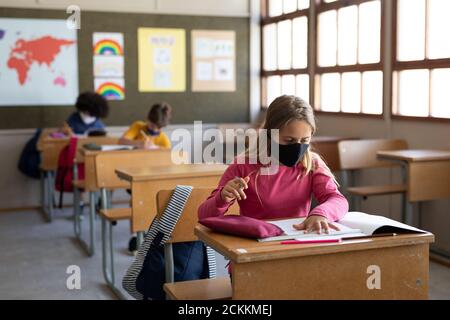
[
  {"x1": 194, "y1": 225, "x2": 435, "y2": 264},
  {"x1": 377, "y1": 151, "x2": 450, "y2": 163},
  {"x1": 115, "y1": 166, "x2": 227, "y2": 182}
]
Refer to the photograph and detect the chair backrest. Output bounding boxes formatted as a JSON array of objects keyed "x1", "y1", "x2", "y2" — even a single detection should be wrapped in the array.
[
  {"x1": 95, "y1": 149, "x2": 189, "y2": 189},
  {"x1": 338, "y1": 139, "x2": 408, "y2": 170},
  {"x1": 156, "y1": 188, "x2": 239, "y2": 244},
  {"x1": 74, "y1": 136, "x2": 119, "y2": 163}
]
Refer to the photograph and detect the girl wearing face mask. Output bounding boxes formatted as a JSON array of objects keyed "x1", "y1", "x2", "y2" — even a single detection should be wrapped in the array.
[
  {"x1": 63, "y1": 92, "x2": 109, "y2": 135},
  {"x1": 119, "y1": 102, "x2": 172, "y2": 149},
  {"x1": 198, "y1": 95, "x2": 348, "y2": 234}
]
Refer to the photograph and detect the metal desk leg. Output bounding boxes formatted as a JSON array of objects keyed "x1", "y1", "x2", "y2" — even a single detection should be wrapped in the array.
[
  {"x1": 42, "y1": 170, "x2": 54, "y2": 222},
  {"x1": 164, "y1": 243, "x2": 174, "y2": 300},
  {"x1": 136, "y1": 231, "x2": 145, "y2": 249},
  {"x1": 74, "y1": 190, "x2": 96, "y2": 256},
  {"x1": 400, "y1": 162, "x2": 413, "y2": 225},
  {"x1": 100, "y1": 188, "x2": 127, "y2": 300},
  {"x1": 40, "y1": 170, "x2": 46, "y2": 215}
]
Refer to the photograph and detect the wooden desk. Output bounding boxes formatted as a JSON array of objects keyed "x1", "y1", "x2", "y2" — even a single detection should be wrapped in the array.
[
  {"x1": 37, "y1": 131, "x2": 69, "y2": 222},
  {"x1": 74, "y1": 148, "x2": 179, "y2": 255},
  {"x1": 377, "y1": 150, "x2": 450, "y2": 223},
  {"x1": 116, "y1": 164, "x2": 227, "y2": 233},
  {"x1": 195, "y1": 225, "x2": 434, "y2": 300},
  {"x1": 311, "y1": 136, "x2": 358, "y2": 172}
]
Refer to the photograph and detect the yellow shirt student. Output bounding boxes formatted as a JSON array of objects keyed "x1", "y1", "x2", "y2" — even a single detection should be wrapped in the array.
[
  {"x1": 122, "y1": 121, "x2": 171, "y2": 148},
  {"x1": 120, "y1": 103, "x2": 172, "y2": 151}
]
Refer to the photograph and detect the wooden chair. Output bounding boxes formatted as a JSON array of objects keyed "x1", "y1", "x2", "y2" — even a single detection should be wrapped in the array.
[
  {"x1": 161, "y1": 188, "x2": 238, "y2": 300},
  {"x1": 338, "y1": 139, "x2": 408, "y2": 214},
  {"x1": 72, "y1": 136, "x2": 119, "y2": 256},
  {"x1": 96, "y1": 149, "x2": 189, "y2": 299}
]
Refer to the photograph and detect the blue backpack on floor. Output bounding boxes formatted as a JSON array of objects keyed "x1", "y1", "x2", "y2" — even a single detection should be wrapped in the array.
[
  {"x1": 18, "y1": 128, "x2": 42, "y2": 179},
  {"x1": 122, "y1": 185, "x2": 217, "y2": 300}
]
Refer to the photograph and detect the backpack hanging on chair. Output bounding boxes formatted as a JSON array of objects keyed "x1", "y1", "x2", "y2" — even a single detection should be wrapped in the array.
[
  {"x1": 122, "y1": 185, "x2": 217, "y2": 300},
  {"x1": 55, "y1": 137, "x2": 85, "y2": 208},
  {"x1": 18, "y1": 128, "x2": 42, "y2": 179}
]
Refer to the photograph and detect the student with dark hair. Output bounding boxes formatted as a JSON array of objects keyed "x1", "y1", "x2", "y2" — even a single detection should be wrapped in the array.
[
  {"x1": 119, "y1": 102, "x2": 172, "y2": 149},
  {"x1": 62, "y1": 92, "x2": 109, "y2": 135}
]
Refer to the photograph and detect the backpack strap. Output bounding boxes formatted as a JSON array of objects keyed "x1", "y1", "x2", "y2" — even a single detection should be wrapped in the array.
[
  {"x1": 151, "y1": 185, "x2": 193, "y2": 246},
  {"x1": 122, "y1": 185, "x2": 191, "y2": 300}
]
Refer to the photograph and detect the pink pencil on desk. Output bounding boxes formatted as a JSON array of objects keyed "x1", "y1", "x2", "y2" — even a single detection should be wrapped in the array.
[{"x1": 281, "y1": 239, "x2": 342, "y2": 245}]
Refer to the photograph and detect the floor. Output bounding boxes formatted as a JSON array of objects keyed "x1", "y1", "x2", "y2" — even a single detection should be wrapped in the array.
[{"x1": 0, "y1": 208, "x2": 449, "y2": 300}]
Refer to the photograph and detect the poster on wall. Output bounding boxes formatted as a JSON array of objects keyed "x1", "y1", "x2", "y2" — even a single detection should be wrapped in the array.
[
  {"x1": 0, "y1": 18, "x2": 78, "y2": 106},
  {"x1": 191, "y1": 30, "x2": 235, "y2": 92},
  {"x1": 94, "y1": 78, "x2": 125, "y2": 101},
  {"x1": 137, "y1": 28, "x2": 186, "y2": 92},
  {"x1": 92, "y1": 32, "x2": 125, "y2": 100}
]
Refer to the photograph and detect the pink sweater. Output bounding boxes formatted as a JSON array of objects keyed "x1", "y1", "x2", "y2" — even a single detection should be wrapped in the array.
[{"x1": 198, "y1": 156, "x2": 348, "y2": 222}]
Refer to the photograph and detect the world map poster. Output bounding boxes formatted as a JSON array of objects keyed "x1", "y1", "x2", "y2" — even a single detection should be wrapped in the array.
[{"x1": 0, "y1": 18, "x2": 78, "y2": 106}]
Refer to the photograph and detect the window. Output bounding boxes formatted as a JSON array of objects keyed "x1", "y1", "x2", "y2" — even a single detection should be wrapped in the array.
[
  {"x1": 261, "y1": 0, "x2": 310, "y2": 107},
  {"x1": 261, "y1": 0, "x2": 450, "y2": 121},
  {"x1": 315, "y1": 0, "x2": 383, "y2": 115},
  {"x1": 393, "y1": 0, "x2": 450, "y2": 119}
]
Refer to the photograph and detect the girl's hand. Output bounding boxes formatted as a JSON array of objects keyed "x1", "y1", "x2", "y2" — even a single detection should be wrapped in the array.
[
  {"x1": 140, "y1": 138, "x2": 155, "y2": 149},
  {"x1": 293, "y1": 215, "x2": 340, "y2": 234},
  {"x1": 220, "y1": 176, "x2": 250, "y2": 203},
  {"x1": 60, "y1": 122, "x2": 73, "y2": 137}
]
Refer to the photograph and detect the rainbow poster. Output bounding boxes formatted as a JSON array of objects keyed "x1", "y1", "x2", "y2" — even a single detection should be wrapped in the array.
[
  {"x1": 92, "y1": 32, "x2": 125, "y2": 100},
  {"x1": 92, "y1": 32, "x2": 124, "y2": 56},
  {"x1": 94, "y1": 78, "x2": 125, "y2": 100}
]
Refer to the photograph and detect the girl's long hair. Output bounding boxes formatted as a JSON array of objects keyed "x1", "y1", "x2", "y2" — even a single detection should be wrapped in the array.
[{"x1": 242, "y1": 95, "x2": 337, "y2": 205}]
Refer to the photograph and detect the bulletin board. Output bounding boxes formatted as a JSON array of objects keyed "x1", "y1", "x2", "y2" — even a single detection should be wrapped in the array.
[
  {"x1": 0, "y1": 8, "x2": 250, "y2": 129},
  {"x1": 138, "y1": 27, "x2": 186, "y2": 92},
  {"x1": 191, "y1": 30, "x2": 236, "y2": 92}
]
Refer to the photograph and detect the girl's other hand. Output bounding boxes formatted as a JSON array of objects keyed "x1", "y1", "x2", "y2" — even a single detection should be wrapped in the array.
[
  {"x1": 293, "y1": 215, "x2": 340, "y2": 234},
  {"x1": 220, "y1": 176, "x2": 250, "y2": 203}
]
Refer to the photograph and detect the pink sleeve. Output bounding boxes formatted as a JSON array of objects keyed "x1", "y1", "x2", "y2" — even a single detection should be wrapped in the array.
[
  {"x1": 198, "y1": 163, "x2": 241, "y2": 220},
  {"x1": 309, "y1": 157, "x2": 349, "y2": 221}
]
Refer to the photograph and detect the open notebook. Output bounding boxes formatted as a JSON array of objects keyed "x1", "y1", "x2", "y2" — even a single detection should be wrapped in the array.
[
  {"x1": 83, "y1": 144, "x2": 135, "y2": 151},
  {"x1": 259, "y1": 212, "x2": 426, "y2": 242}
]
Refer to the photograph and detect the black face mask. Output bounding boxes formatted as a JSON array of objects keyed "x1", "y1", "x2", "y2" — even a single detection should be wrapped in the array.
[
  {"x1": 275, "y1": 143, "x2": 310, "y2": 167},
  {"x1": 147, "y1": 128, "x2": 161, "y2": 136}
]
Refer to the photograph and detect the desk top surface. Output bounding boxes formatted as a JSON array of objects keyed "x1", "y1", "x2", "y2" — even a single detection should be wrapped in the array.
[
  {"x1": 377, "y1": 149, "x2": 450, "y2": 162},
  {"x1": 312, "y1": 136, "x2": 358, "y2": 143},
  {"x1": 194, "y1": 224, "x2": 434, "y2": 263},
  {"x1": 79, "y1": 147, "x2": 160, "y2": 156},
  {"x1": 116, "y1": 164, "x2": 228, "y2": 182}
]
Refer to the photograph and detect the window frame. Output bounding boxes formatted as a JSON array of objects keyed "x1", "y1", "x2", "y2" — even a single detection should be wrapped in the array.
[
  {"x1": 261, "y1": 0, "x2": 386, "y2": 118},
  {"x1": 391, "y1": 0, "x2": 450, "y2": 122},
  {"x1": 314, "y1": 0, "x2": 385, "y2": 117},
  {"x1": 260, "y1": 0, "x2": 312, "y2": 108}
]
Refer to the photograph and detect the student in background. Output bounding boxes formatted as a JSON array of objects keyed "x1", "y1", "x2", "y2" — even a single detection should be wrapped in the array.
[
  {"x1": 199, "y1": 95, "x2": 348, "y2": 234},
  {"x1": 119, "y1": 102, "x2": 172, "y2": 149},
  {"x1": 120, "y1": 102, "x2": 172, "y2": 254},
  {"x1": 62, "y1": 92, "x2": 109, "y2": 135}
]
